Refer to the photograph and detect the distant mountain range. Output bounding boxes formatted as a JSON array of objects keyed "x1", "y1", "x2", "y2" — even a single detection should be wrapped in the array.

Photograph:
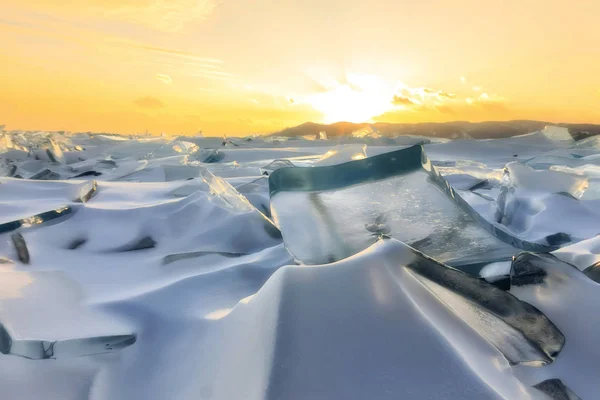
[{"x1": 271, "y1": 120, "x2": 600, "y2": 140}]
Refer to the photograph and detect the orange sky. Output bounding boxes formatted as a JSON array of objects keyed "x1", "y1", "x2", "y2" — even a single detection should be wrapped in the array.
[{"x1": 1, "y1": 0, "x2": 599, "y2": 136}]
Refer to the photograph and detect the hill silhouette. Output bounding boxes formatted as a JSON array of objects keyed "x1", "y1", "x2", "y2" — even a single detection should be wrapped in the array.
[{"x1": 271, "y1": 120, "x2": 600, "y2": 140}]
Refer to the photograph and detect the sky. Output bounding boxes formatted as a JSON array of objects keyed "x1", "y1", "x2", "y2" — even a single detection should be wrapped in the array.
[{"x1": 1, "y1": 0, "x2": 600, "y2": 136}]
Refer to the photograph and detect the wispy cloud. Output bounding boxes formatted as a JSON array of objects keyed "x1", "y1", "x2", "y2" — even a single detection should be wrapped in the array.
[
  {"x1": 112, "y1": 39, "x2": 234, "y2": 82},
  {"x1": 156, "y1": 73, "x2": 172, "y2": 84},
  {"x1": 18, "y1": 0, "x2": 222, "y2": 33},
  {"x1": 391, "y1": 85, "x2": 457, "y2": 109},
  {"x1": 392, "y1": 95, "x2": 418, "y2": 106},
  {"x1": 134, "y1": 96, "x2": 165, "y2": 109},
  {"x1": 435, "y1": 90, "x2": 456, "y2": 99},
  {"x1": 117, "y1": 41, "x2": 223, "y2": 64},
  {"x1": 391, "y1": 80, "x2": 505, "y2": 117},
  {"x1": 188, "y1": 71, "x2": 235, "y2": 81},
  {"x1": 110, "y1": 0, "x2": 222, "y2": 32}
]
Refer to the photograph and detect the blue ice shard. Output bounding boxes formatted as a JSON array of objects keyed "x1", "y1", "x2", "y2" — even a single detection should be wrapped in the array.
[{"x1": 269, "y1": 145, "x2": 550, "y2": 266}]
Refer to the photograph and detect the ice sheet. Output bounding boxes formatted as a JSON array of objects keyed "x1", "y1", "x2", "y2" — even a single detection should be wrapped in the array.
[{"x1": 0, "y1": 128, "x2": 598, "y2": 399}]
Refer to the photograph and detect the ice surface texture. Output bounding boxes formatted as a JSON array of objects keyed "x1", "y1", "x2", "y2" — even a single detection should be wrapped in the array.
[{"x1": 0, "y1": 128, "x2": 598, "y2": 399}]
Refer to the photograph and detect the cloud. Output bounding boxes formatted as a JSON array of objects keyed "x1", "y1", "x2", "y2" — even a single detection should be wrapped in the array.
[
  {"x1": 188, "y1": 70, "x2": 235, "y2": 81},
  {"x1": 114, "y1": 40, "x2": 231, "y2": 82},
  {"x1": 86, "y1": 0, "x2": 221, "y2": 32},
  {"x1": 156, "y1": 74, "x2": 172, "y2": 84},
  {"x1": 118, "y1": 41, "x2": 222, "y2": 64},
  {"x1": 125, "y1": 0, "x2": 220, "y2": 32},
  {"x1": 13, "y1": 0, "x2": 220, "y2": 33},
  {"x1": 461, "y1": 92, "x2": 508, "y2": 113},
  {"x1": 391, "y1": 85, "x2": 457, "y2": 110},
  {"x1": 392, "y1": 95, "x2": 417, "y2": 106},
  {"x1": 134, "y1": 96, "x2": 165, "y2": 109},
  {"x1": 436, "y1": 90, "x2": 456, "y2": 99}
]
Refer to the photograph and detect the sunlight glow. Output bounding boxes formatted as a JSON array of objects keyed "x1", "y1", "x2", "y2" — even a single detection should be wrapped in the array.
[{"x1": 305, "y1": 75, "x2": 396, "y2": 123}]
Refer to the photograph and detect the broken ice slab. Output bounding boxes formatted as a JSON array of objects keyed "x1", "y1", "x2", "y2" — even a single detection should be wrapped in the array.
[
  {"x1": 45, "y1": 139, "x2": 66, "y2": 164},
  {"x1": 201, "y1": 168, "x2": 281, "y2": 238},
  {"x1": 0, "y1": 323, "x2": 135, "y2": 360},
  {"x1": 508, "y1": 250, "x2": 600, "y2": 398},
  {"x1": 395, "y1": 240, "x2": 564, "y2": 366},
  {"x1": 29, "y1": 169, "x2": 60, "y2": 180},
  {"x1": 351, "y1": 125, "x2": 381, "y2": 139},
  {"x1": 583, "y1": 261, "x2": 600, "y2": 283},
  {"x1": 260, "y1": 159, "x2": 295, "y2": 174},
  {"x1": 145, "y1": 139, "x2": 202, "y2": 160},
  {"x1": 196, "y1": 149, "x2": 225, "y2": 163},
  {"x1": 512, "y1": 250, "x2": 600, "y2": 285},
  {"x1": 162, "y1": 250, "x2": 246, "y2": 265},
  {"x1": 0, "y1": 205, "x2": 73, "y2": 235},
  {"x1": 540, "y1": 125, "x2": 574, "y2": 142},
  {"x1": 504, "y1": 162, "x2": 588, "y2": 198},
  {"x1": 110, "y1": 236, "x2": 157, "y2": 252},
  {"x1": 72, "y1": 180, "x2": 97, "y2": 203},
  {"x1": 201, "y1": 168, "x2": 265, "y2": 214},
  {"x1": 461, "y1": 162, "x2": 600, "y2": 247},
  {"x1": 269, "y1": 145, "x2": 536, "y2": 266},
  {"x1": 533, "y1": 379, "x2": 581, "y2": 400},
  {"x1": 312, "y1": 144, "x2": 367, "y2": 166},
  {"x1": 166, "y1": 140, "x2": 199, "y2": 155},
  {"x1": 439, "y1": 173, "x2": 493, "y2": 191},
  {"x1": 68, "y1": 158, "x2": 117, "y2": 175},
  {"x1": 10, "y1": 233, "x2": 30, "y2": 264},
  {"x1": 69, "y1": 170, "x2": 102, "y2": 178},
  {"x1": 0, "y1": 159, "x2": 16, "y2": 177}
]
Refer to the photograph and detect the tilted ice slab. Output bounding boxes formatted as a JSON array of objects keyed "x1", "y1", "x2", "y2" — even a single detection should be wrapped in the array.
[
  {"x1": 508, "y1": 251, "x2": 599, "y2": 399},
  {"x1": 269, "y1": 145, "x2": 543, "y2": 266},
  {"x1": 462, "y1": 161, "x2": 600, "y2": 247},
  {"x1": 552, "y1": 235, "x2": 600, "y2": 277}
]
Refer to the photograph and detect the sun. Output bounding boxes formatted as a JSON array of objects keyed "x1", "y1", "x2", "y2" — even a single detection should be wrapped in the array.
[{"x1": 305, "y1": 74, "x2": 396, "y2": 124}]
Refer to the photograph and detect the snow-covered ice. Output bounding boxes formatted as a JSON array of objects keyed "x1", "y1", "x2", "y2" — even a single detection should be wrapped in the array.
[{"x1": 0, "y1": 126, "x2": 598, "y2": 399}]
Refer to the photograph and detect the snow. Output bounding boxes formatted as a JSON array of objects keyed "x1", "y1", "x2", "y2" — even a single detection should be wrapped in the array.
[{"x1": 0, "y1": 126, "x2": 598, "y2": 399}]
